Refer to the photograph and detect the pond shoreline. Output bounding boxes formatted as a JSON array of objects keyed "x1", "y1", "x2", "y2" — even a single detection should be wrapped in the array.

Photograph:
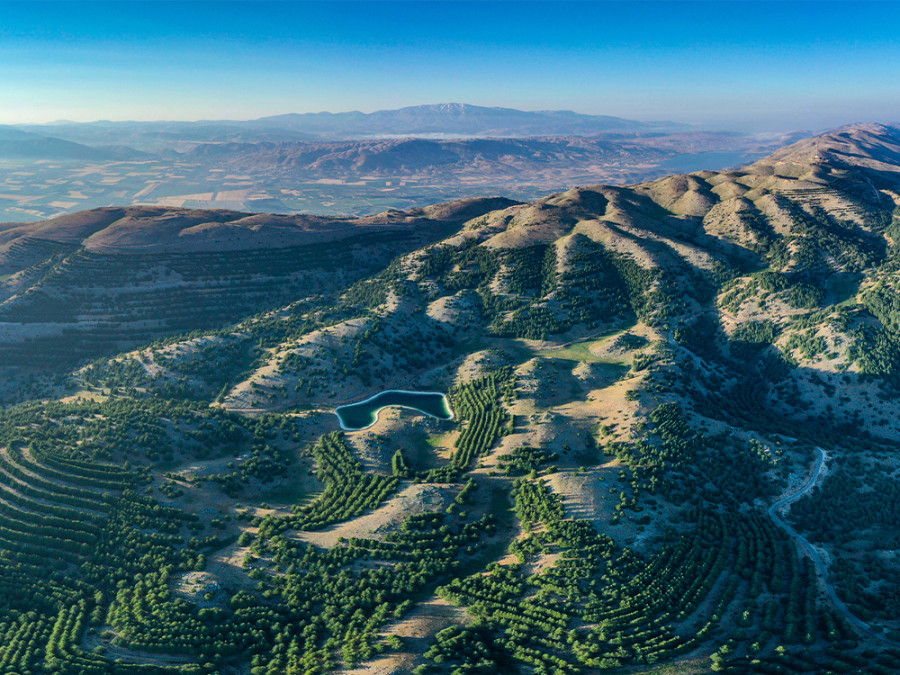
[{"x1": 335, "y1": 390, "x2": 454, "y2": 431}]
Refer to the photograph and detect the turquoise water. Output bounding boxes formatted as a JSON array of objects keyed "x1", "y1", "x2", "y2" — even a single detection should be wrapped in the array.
[{"x1": 335, "y1": 390, "x2": 453, "y2": 430}]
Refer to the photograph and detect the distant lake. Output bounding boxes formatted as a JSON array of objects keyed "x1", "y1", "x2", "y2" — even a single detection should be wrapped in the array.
[{"x1": 335, "y1": 390, "x2": 453, "y2": 431}]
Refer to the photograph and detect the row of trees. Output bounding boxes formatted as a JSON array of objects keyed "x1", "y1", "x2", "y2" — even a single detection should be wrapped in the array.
[{"x1": 256, "y1": 432, "x2": 398, "y2": 538}]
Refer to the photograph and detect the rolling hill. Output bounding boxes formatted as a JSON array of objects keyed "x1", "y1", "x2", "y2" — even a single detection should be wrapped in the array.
[{"x1": 0, "y1": 123, "x2": 897, "y2": 674}]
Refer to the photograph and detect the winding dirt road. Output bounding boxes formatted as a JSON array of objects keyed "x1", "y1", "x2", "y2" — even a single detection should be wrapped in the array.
[{"x1": 768, "y1": 447, "x2": 899, "y2": 645}]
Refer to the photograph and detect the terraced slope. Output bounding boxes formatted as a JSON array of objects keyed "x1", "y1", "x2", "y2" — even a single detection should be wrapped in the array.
[
  {"x1": 0, "y1": 124, "x2": 898, "y2": 674},
  {"x1": 0, "y1": 199, "x2": 515, "y2": 375}
]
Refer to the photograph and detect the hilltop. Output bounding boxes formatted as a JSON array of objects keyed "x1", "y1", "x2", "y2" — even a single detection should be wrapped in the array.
[
  {"x1": 0, "y1": 124, "x2": 898, "y2": 675},
  {"x1": 0, "y1": 198, "x2": 516, "y2": 255}
]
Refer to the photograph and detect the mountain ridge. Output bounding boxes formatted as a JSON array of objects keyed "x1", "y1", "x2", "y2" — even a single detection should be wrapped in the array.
[{"x1": 253, "y1": 102, "x2": 686, "y2": 138}]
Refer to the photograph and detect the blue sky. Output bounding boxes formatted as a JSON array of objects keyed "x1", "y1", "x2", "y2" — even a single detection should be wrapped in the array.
[{"x1": 0, "y1": 1, "x2": 898, "y2": 130}]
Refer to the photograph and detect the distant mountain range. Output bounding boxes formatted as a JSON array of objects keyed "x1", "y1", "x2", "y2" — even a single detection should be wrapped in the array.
[
  {"x1": 13, "y1": 103, "x2": 687, "y2": 150},
  {"x1": 3, "y1": 103, "x2": 802, "y2": 164},
  {"x1": 0, "y1": 125, "x2": 146, "y2": 160},
  {"x1": 251, "y1": 102, "x2": 687, "y2": 139}
]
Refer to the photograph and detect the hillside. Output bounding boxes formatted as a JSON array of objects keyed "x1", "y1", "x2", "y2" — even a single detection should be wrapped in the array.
[
  {"x1": 0, "y1": 198, "x2": 515, "y2": 376},
  {"x1": 181, "y1": 136, "x2": 668, "y2": 177},
  {"x1": 0, "y1": 124, "x2": 899, "y2": 675}
]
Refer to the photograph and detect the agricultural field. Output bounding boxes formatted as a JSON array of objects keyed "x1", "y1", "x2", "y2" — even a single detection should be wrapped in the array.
[{"x1": 0, "y1": 158, "x2": 467, "y2": 221}]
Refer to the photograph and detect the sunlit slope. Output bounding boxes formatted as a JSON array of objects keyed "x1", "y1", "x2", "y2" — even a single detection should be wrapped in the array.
[
  {"x1": 0, "y1": 199, "x2": 515, "y2": 372},
  {"x1": 189, "y1": 125, "x2": 900, "y2": 420}
]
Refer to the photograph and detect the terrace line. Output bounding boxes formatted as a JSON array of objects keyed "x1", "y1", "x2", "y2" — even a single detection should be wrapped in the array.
[{"x1": 335, "y1": 390, "x2": 454, "y2": 431}]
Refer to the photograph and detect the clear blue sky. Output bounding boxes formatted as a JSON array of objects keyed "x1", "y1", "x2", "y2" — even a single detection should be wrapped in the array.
[{"x1": 0, "y1": 1, "x2": 897, "y2": 131}]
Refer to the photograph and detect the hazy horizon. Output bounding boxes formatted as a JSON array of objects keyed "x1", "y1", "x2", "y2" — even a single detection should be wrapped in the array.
[
  {"x1": 12, "y1": 102, "x2": 894, "y2": 138},
  {"x1": 0, "y1": 1, "x2": 898, "y2": 133}
]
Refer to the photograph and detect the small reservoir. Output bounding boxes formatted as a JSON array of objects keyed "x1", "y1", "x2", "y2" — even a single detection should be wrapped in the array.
[{"x1": 335, "y1": 390, "x2": 453, "y2": 431}]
